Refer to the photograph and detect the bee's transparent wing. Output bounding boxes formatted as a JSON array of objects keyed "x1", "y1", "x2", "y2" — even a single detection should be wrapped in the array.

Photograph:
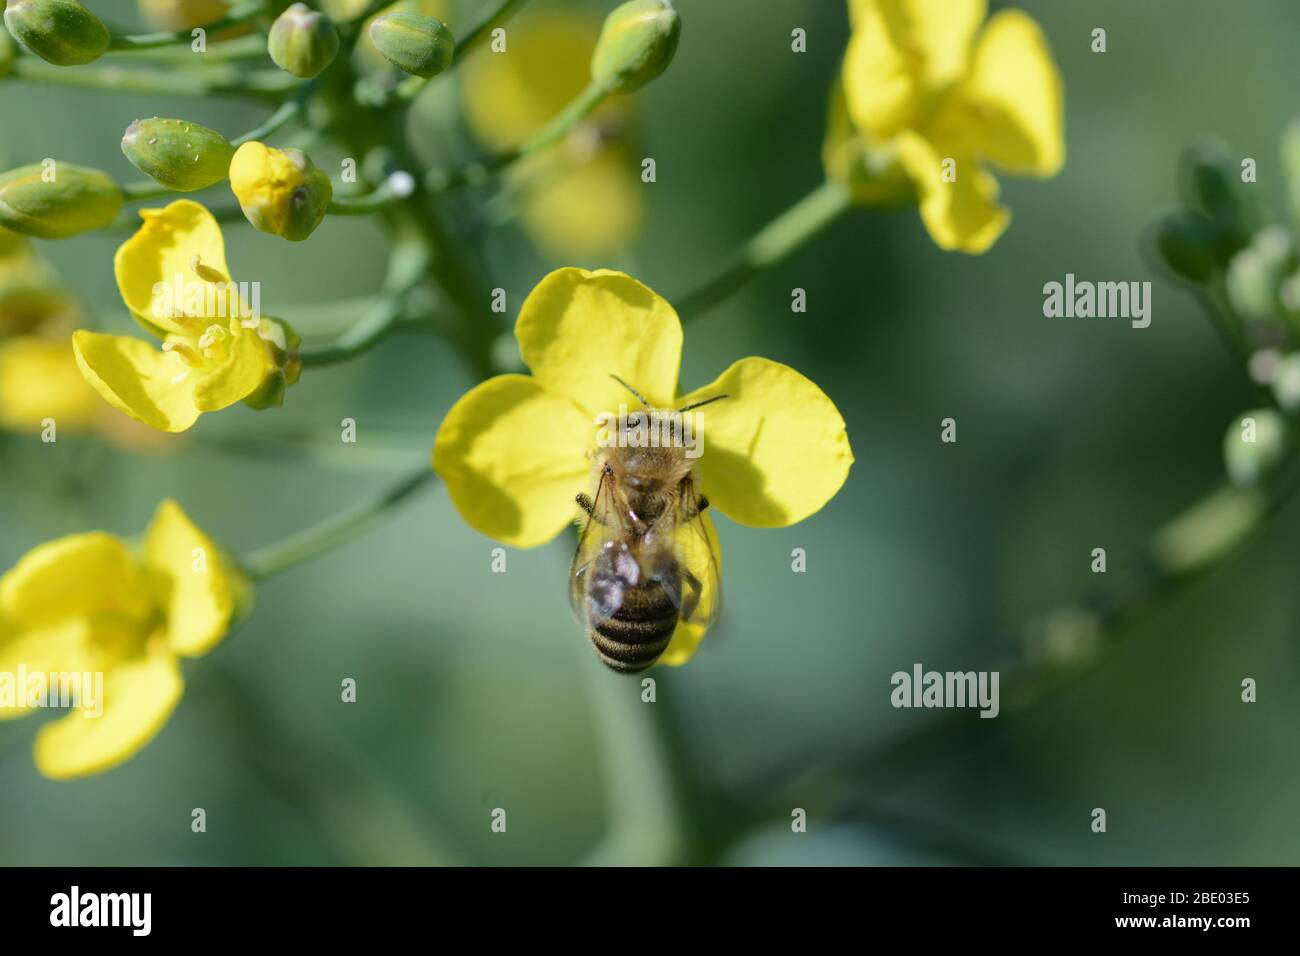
[
  {"x1": 569, "y1": 468, "x2": 623, "y2": 626},
  {"x1": 669, "y1": 479, "x2": 722, "y2": 628}
]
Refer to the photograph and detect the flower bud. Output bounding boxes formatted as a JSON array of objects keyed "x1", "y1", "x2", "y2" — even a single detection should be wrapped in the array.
[
  {"x1": 137, "y1": 0, "x2": 229, "y2": 31},
  {"x1": 1179, "y1": 138, "x2": 1259, "y2": 255},
  {"x1": 3, "y1": 0, "x2": 110, "y2": 66},
  {"x1": 243, "y1": 316, "x2": 302, "y2": 409},
  {"x1": 368, "y1": 10, "x2": 454, "y2": 78},
  {"x1": 1147, "y1": 211, "x2": 1220, "y2": 284},
  {"x1": 229, "y1": 142, "x2": 332, "y2": 242},
  {"x1": 1223, "y1": 408, "x2": 1288, "y2": 487},
  {"x1": 591, "y1": 0, "x2": 681, "y2": 93},
  {"x1": 0, "y1": 24, "x2": 15, "y2": 77},
  {"x1": 1225, "y1": 226, "x2": 1295, "y2": 322},
  {"x1": 1272, "y1": 353, "x2": 1300, "y2": 414},
  {"x1": 121, "y1": 118, "x2": 235, "y2": 192},
  {"x1": 0, "y1": 162, "x2": 123, "y2": 239},
  {"x1": 0, "y1": 284, "x2": 77, "y2": 337},
  {"x1": 268, "y1": 2, "x2": 340, "y2": 79}
]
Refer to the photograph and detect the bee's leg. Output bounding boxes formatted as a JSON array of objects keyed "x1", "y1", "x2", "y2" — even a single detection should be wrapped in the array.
[
  {"x1": 576, "y1": 493, "x2": 595, "y2": 517},
  {"x1": 682, "y1": 494, "x2": 710, "y2": 521}
]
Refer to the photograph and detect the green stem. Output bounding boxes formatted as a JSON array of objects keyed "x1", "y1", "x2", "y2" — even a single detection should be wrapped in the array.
[
  {"x1": 120, "y1": 180, "x2": 180, "y2": 202},
  {"x1": 299, "y1": 235, "x2": 430, "y2": 365},
  {"x1": 674, "y1": 178, "x2": 854, "y2": 320},
  {"x1": 327, "y1": 172, "x2": 416, "y2": 216},
  {"x1": 757, "y1": 466, "x2": 1300, "y2": 824},
  {"x1": 105, "y1": 2, "x2": 265, "y2": 52},
  {"x1": 393, "y1": 0, "x2": 531, "y2": 102},
  {"x1": 240, "y1": 468, "x2": 436, "y2": 581},
  {"x1": 423, "y1": 79, "x2": 613, "y2": 193},
  {"x1": 232, "y1": 88, "x2": 314, "y2": 146},
  {"x1": 7, "y1": 58, "x2": 297, "y2": 99}
]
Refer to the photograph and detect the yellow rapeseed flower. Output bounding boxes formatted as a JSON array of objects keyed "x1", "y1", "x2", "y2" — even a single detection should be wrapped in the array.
[
  {"x1": 71, "y1": 200, "x2": 298, "y2": 433},
  {"x1": 432, "y1": 268, "x2": 853, "y2": 665},
  {"x1": 826, "y1": 0, "x2": 1064, "y2": 253},
  {"x1": 0, "y1": 335, "x2": 103, "y2": 433},
  {"x1": 0, "y1": 500, "x2": 248, "y2": 779},
  {"x1": 461, "y1": 4, "x2": 643, "y2": 260}
]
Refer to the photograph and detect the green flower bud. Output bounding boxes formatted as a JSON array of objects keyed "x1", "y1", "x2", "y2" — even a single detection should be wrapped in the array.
[
  {"x1": 0, "y1": 23, "x2": 16, "y2": 77},
  {"x1": 1146, "y1": 211, "x2": 1220, "y2": 284},
  {"x1": 0, "y1": 162, "x2": 123, "y2": 239},
  {"x1": 3, "y1": 0, "x2": 110, "y2": 66},
  {"x1": 243, "y1": 316, "x2": 302, "y2": 409},
  {"x1": 1225, "y1": 226, "x2": 1295, "y2": 322},
  {"x1": 368, "y1": 11, "x2": 454, "y2": 78},
  {"x1": 229, "y1": 141, "x2": 332, "y2": 242},
  {"x1": 1223, "y1": 408, "x2": 1288, "y2": 487},
  {"x1": 1272, "y1": 353, "x2": 1300, "y2": 414},
  {"x1": 591, "y1": 0, "x2": 681, "y2": 93},
  {"x1": 0, "y1": 284, "x2": 74, "y2": 337},
  {"x1": 121, "y1": 118, "x2": 235, "y2": 192},
  {"x1": 1178, "y1": 138, "x2": 1260, "y2": 256},
  {"x1": 268, "y1": 2, "x2": 340, "y2": 79}
]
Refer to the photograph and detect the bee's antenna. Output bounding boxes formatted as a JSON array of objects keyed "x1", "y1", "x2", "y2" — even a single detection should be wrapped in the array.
[
  {"x1": 677, "y1": 394, "x2": 729, "y2": 413},
  {"x1": 610, "y1": 374, "x2": 650, "y2": 407}
]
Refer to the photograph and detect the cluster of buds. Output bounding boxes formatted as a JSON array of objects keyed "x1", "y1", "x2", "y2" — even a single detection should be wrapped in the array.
[{"x1": 1149, "y1": 133, "x2": 1300, "y2": 486}]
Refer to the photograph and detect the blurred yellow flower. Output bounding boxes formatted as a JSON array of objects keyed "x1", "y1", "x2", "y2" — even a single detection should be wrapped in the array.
[
  {"x1": 137, "y1": 0, "x2": 230, "y2": 32},
  {"x1": 432, "y1": 268, "x2": 853, "y2": 664},
  {"x1": 72, "y1": 200, "x2": 291, "y2": 433},
  {"x1": 0, "y1": 500, "x2": 248, "y2": 779},
  {"x1": 461, "y1": 4, "x2": 643, "y2": 260},
  {"x1": 0, "y1": 335, "x2": 103, "y2": 433},
  {"x1": 828, "y1": 0, "x2": 1064, "y2": 253}
]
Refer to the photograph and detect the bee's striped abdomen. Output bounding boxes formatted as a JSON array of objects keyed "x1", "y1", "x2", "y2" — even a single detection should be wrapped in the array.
[{"x1": 588, "y1": 580, "x2": 677, "y2": 673}]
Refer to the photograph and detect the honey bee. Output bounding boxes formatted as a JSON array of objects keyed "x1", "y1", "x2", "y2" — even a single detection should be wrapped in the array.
[{"x1": 570, "y1": 376, "x2": 726, "y2": 673}]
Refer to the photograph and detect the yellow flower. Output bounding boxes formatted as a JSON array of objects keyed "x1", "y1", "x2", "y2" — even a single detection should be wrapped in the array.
[
  {"x1": 432, "y1": 268, "x2": 853, "y2": 665},
  {"x1": 0, "y1": 335, "x2": 103, "y2": 433},
  {"x1": 71, "y1": 200, "x2": 296, "y2": 433},
  {"x1": 828, "y1": 0, "x2": 1064, "y2": 253},
  {"x1": 0, "y1": 500, "x2": 247, "y2": 779},
  {"x1": 137, "y1": 0, "x2": 232, "y2": 31},
  {"x1": 461, "y1": 4, "x2": 643, "y2": 259}
]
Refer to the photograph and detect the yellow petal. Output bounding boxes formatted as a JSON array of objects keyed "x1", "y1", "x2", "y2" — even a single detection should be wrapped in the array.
[
  {"x1": 72, "y1": 330, "x2": 202, "y2": 433},
  {"x1": 842, "y1": 0, "x2": 986, "y2": 138},
  {"x1": 895, "y1": 132, "x2": 1008, "y2": 253},
  {"x1": 0, "y1": 335, "x2": 103, "y2": 433},
  {"x1": 192, "y1": 322, "x2": 275, "y2": 412},
  {"x1": 0, "y1": 532, "x2": 150, "y2": 630},
  {"x1": 34, "y1": 653, "x2": 183, "y2": 780},
  {"x1": 659, "y1": 511, "x2": 722, "y2": 666},
  {"x1": 142, "y1": 499, "x2": 240, "y2": 657},
  {"x1": 962, "y1": 9, "x2": 1064, "y2": 176},
  {"x1": 433, "y1": 374, "x2": 593, "y2": 548},
  {"x1": 114, "y1": 200, "x2": 234, "y2": 335},
  {"x1": 516, "y1": 267, "x2": 682, "y2": 416},
  {"x1": 682, "y1": 357, "x2": 853, "y2": 527},
  {"x1": 0, "y1": 619, "x2": 91, "y2": 721},
  {"x1": 519, "y1": 150, "x2": 643, "y2": 260}
]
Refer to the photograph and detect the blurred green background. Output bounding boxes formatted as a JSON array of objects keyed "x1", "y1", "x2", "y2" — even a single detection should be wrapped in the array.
[{"x1": 3, "y1": 0, "x2": 1300, "y2": 865}]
